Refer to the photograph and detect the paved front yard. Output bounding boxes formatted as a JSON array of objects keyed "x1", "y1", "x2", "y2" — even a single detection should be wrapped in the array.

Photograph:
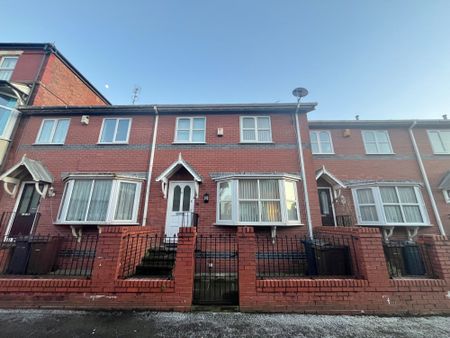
[{"x1": 0, "y1": 310, "x2": 449, "y2": 337}]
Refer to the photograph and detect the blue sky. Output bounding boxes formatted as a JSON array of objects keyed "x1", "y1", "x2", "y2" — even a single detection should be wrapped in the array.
[{"x1": 4, "y1": 0, "x2": 450, "y2": 120}]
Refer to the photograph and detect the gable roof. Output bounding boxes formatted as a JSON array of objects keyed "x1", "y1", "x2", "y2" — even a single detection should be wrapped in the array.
[
  {"x1": 0, "y1": 43, "x2": 110, "y2": 105},
  {"x1": 315, "y1": 166, "x2": 346, "y2": 189},
  {"x1": 156, "y1": 153, "x2": 202, "y2": 182},
  {"x1": 0, "y1": 156, "x2": 53, "y2": 183}
]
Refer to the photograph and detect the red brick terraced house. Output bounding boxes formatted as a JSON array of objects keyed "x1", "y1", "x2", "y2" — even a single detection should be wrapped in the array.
[
  {"x1": 0, "y1": 42, "x2": 110, "y2": 168},
  {"x1": 0, "y1": 102, "x2": 450, "y2": 314}
]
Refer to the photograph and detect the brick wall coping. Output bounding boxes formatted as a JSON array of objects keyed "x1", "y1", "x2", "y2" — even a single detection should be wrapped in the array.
[
  {"x1": 114, "y1": 279, "x2": 175, "y2": 289},
  {"x1": 257, "y1": 278, "x2": 369, "y2": 289},
  {"x1": 418, "y1": 234, "x2": 449, "y2": 242},
  {"x1": 314, "y1": 227, "x2": 380, "y2": 235},
  {"x1": 99, "y1": 226, "x2": 160, "y2": 236},
  {"x1": 0, "y1": 278, "x2": 90, "y2": 289},
  {"x1": 390, "y1": 278, "x2": 447, "y2": 287}
]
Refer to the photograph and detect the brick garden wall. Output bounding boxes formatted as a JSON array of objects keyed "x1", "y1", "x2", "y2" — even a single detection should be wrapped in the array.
[
  {"x1": 0, "y1": 226, "x2": 449, "y2": 314},
  {"x1": 238, "y1": 227, "x2": 450, "y2": 315}
]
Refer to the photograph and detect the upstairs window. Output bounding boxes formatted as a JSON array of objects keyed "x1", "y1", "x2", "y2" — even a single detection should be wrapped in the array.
[
  {"x1": 353, "y1": 186, "x2": 428, "y2": 226},
  {"x1": 0, "y1": 56, "x2": 18, "y2": 81},
  {"x1": 99, "y1": 118, "x2": 131, "y2": 144},
  {"x1": 0, "y1": 94, "x2": 18, "y2": 139},
  {"x1": 36, "y1": 119, "x2": 70, "y2": 144},
  {"x1": 58, "y1": 178, "x2": 141, "y2": 223},
  {"x1": 240, "y1": 116, "x2": 272, "y2": 142},
  {"x1": 428, "y1": 130, "x2": 450, "y2": 154},
  {"x1": 216, "y1": 178, "x2": 299, "y2": 225},
  {"x1": 361, "y1": 130, "x2": 393, "y2": 154},
  {"x1": 174, "y1": 117, "x2": 206, "y2": 143},
  {"x1": 310, "y1": 130, "x2": 334, "y2": 154}
]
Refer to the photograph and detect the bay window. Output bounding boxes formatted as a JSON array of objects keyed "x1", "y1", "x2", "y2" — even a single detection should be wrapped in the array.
[
  {"x1": 58, "y1": 178, "x2": 141, "y2": 224},
  {"x1": 216, "y1": 177, "x2": 300, "y2": 225},
  {"x1": 352, "y1": 185, "x2": 428, "y2": 226}
]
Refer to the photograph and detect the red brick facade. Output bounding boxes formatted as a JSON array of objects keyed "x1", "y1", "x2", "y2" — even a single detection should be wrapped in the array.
[{"x1": 0, "y1": 103, "x2": 449, "y2": 313}]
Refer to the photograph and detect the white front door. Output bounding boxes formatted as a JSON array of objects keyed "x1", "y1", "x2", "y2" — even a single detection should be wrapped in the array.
[{"x1": 165, "y1": 181, "x2": 195, "y2": 237}]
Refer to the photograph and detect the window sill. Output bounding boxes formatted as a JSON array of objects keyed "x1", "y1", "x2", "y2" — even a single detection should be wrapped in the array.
[
  {"x1": 356, "y1": 223, "x2": 432, "y2": 227},
  {"x1": 96, "y1": 142, "x2": 129, "y2": 145},
  {"x1": 213, "y1": 222, "x2": 304, "y2": 227},
  {"x1": 33, "y1": 143, "x2": 65, "y2": 146},
  {"x1": 54, "y1": 222, "x2": 140, "y2": 226},
  {"x1": 364, "y1": 153, "x2": 396, "y2": 155},
  {"x1": 172, "y1": 142, "x2": 206, "y2": 145},
  {"x1": 239, "y1": 141, "x2": 274, "y2": 144}
]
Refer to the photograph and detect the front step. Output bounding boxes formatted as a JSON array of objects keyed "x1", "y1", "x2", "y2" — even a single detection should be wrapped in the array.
[
  {"x1": 134, "y1": 246, "x2": 177, "y2": 277},
  {"x1": 191, "y1": 305, "x2": 240, "y2": 312},
  {"x1": 135, "y1": 265, "x2": 173, "y2": 277}
]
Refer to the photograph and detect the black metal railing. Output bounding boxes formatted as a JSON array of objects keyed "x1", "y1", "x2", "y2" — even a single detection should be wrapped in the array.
[
  {"x1": 193, "y1": 234, "x2": 238, "y2": 305},
  {"x1": 336, "y1": 215, "x2": 354, "y2": 227},
  {"x1": 121, "y1": 234, "x2": 177, "y2": 279},
  {"x1": 383, "y1": 241, "x2": 435, "y2": 278},
  {"x1": 180, "y1": 212, "x2": 199, "y2": 228},
  {"x1": 256, "y1": 233, "x2": 357, "y2": 278},
  {"x1": 0, "y1": 234, "x2": 98, "y2": 278}
]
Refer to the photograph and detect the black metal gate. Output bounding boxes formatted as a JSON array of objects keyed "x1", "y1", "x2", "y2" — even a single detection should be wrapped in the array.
[{"x1": 193, "y1": 234, "x2": 238, "y2": 305}]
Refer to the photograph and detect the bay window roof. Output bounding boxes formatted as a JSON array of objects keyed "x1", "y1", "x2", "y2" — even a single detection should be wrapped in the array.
[{"x1": 211, "y1": 172, "x2": 301, "y2": 182}]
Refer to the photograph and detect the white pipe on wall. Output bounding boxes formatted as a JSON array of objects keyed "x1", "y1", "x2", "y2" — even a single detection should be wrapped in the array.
[
  {"x1": 408, "y1": 121, "x2": 446, "y2": 236},
  {"x1": 294, "y1": 110, "x2": 314, "y2": 239},
  {"x1": 142, "y1": 106, "x2": 159, "y2": 226}
]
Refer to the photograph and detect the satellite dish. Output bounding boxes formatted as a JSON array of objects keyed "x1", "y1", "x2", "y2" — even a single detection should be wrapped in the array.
[{"x1": 292, "y1": 87, "x2": 309, "y2": 98}]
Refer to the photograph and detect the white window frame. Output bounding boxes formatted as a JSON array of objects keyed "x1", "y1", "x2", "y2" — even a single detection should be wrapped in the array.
[
  {"x1": 427, "y1": 130, "x2": 450, "y2": 154},
  {"x1": 352, "y1": 185, "x2": 429, "y2": 226},
  {"x1": 218, "y1": 181, "x2": 233, "y2": 221},
  {"x1": 361, "y1": 130, "x2": 394, "y2": 154},
  {"x1": 35, "y1": 118, "x2": 70, "y2": 145},
  {"x1": 173, "y1": 116, "x2": 206, "y2": 143},
  {"x1": 442, "y1": 190, "x2": 450, "y2": 204},
  {"x1": 240, "y1": 116, "x2": 273, "y2": 143},
  {"x1": 98, "y1": 118, "x2": 132, "y2": 144},
  {"x1": 57, "y1": 179, "x2": 142, "y2": 224},
  {"x1": 310, "y1": 130, "x2": 334, "y2": 154},
  {"x1": 0, "y1": 93, "x2": 18, "y2": 140},
  {"x1": 0, "y1": 56, "x2": 19, "y2": 81},
  {"x1": 215, "y1": 178, "x2": 300, "y2": 226}
]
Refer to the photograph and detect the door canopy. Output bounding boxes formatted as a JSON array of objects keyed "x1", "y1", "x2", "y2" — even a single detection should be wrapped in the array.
[
  {"x1": 156, "y1": 153, "x2": 202, "y2": 198},
  {"x1": 315, "y1": 166, "x2": 346, "y2": 193},
  {"x1": 0, "y1": 155, "x2": 53, "y2": 198}
]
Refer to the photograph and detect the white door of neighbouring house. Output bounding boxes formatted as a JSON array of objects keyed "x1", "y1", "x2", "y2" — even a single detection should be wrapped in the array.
[{"x1": 165, "y1": 181, "x2": 195, "y2": 237}]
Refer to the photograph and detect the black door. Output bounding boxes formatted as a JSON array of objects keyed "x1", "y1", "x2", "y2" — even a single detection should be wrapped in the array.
[
  {"x1": 318, "y1": 188, "x2": 335, "y2": 226},
  {"x1": 9, "y1": 184, "x2": 41, "y2": 237}
]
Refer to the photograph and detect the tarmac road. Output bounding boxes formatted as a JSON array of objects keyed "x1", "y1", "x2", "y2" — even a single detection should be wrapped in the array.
[{"x1": 0, "y1": 310, "x2": 449, "y2": 338}]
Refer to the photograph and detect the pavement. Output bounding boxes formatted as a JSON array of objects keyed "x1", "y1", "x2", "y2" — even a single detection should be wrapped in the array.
[{"x1": 0, "y1": 310, "x2": 449, "y2": 338}]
